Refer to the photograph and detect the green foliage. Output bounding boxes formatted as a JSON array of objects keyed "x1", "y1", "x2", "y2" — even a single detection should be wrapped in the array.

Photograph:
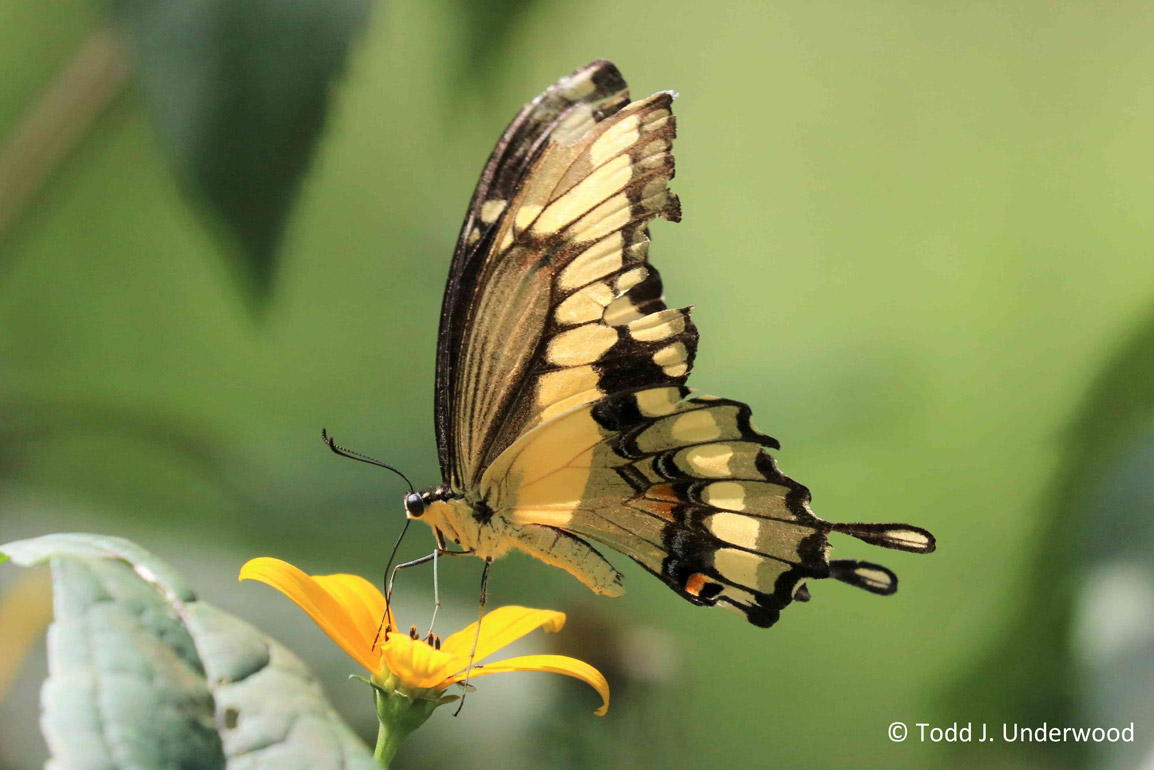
[
  {"x1": 1, "y1": 534, "x2": 376, "y2": 770},
  {"x1": 108, "y1": 0, "x2": 373, "y2": 298},
  {"x1": 451, "y1": 0, "x2": 542, "y2": 89}
]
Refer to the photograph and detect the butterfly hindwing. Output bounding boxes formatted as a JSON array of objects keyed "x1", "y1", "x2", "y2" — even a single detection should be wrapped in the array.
[
  {"x1": 482, "y1": 388, "x2": 811, "y2": 626},
  {"x1": 481, "y1": 385, "x2": 933, "y2": 626}
]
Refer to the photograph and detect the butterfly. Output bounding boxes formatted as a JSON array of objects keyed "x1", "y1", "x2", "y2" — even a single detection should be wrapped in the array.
[{"x1": 400, "y1": 60, "x2": 935, "y2": 627}]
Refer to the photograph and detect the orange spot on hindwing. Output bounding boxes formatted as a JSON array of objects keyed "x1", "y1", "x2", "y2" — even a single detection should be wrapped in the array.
[
  {"x1": 683, "y1": 572, "x2": 723, "y2": 602},
  {"x1": 645, "y1": 482, "x2": 679, "y2": 502},
  {"x1": 628, "y1": 495, "x2": 677, "y2": 521}
]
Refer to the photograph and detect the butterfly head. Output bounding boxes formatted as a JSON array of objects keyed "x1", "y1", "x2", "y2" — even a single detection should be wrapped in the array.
[
  {"x1": 403, "y1": 485, "x2": 458, "y2": 521},
  {"x1": 403, "y1": 491, "x2": 426, "y2": 518}
]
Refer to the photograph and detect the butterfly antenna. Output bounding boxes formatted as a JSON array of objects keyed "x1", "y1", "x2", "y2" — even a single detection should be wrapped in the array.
[
  {"x1": 321, "y1": 429, "x2": 417, "y2": 646},
  {"x1": 321, "y1": 428, "x2": 415, "y2": 494}
]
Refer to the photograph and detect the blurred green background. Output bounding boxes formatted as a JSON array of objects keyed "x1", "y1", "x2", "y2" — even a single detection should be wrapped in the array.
[{"x1": 3, "y1": 1, "x2": 1154, "y2": 768}]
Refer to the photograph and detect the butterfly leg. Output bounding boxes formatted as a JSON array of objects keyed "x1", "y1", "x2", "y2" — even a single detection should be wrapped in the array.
[
  {"x1": 426, "y1": 545, "x2": 478, "y2": 636},
  {"x1": 386, "y1": 548, "x2": 474, "y2": 607},
  {"x1": 372, "y1": 547, "x2": 473, "y2": 650},
  {"x1": 428, "y1": 546, "x2": 440, "y2": 637},
  {"x1": 453, "y1": 558, "x2": 491, "y2": 717}
]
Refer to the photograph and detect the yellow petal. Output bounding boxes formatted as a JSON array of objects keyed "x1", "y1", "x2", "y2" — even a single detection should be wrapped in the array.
[
  {"x1": 239, "y1": 557, "x2": 380, "y2": 672},
  {"x1": 445, "y1": 654, "x2": 610, "y2": 716},
  {"x1": 441, "y1": 606, "x2": 566, "y2": 667},
  {"x1": 381, "y1": 633, "x2": 459, "y2": 690},
  {"x1": 313, "y1": 573, "x2": 394, "y2": 646}
]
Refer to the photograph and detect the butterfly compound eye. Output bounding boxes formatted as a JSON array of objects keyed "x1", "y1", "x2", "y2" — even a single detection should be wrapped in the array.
[{"x1": 404, "y1": 492, "x2": 426, "y2": 518}]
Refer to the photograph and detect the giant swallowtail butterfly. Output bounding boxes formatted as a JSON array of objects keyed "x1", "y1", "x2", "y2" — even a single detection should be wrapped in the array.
[{"x1": 401, "y1": 60, "x2": 934, "y2": 627}]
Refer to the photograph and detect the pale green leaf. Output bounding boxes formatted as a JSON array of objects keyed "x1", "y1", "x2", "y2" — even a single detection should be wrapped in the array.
[{"x1": 1, "y1": 533, "x2": 376, "y2": 770}]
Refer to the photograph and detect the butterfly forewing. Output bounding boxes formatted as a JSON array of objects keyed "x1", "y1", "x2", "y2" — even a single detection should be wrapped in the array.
[
  {"x1": 436, "y1": 61, "x2": 632, "y2": 489},
  {"x1": 445, "y1": 86, "x2": 686, "y2": 488}
]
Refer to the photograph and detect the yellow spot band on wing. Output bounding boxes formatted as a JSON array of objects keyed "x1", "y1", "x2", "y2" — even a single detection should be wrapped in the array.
[
  {"x1": 590, "y1": 113, "x2": 641, "y2": 167},
  {"x1": 480, "y1": 199, "x2": 507, "y2": 222},
  {"x1": 547, "y1": 324, "x2": 618, "y2": 367}
]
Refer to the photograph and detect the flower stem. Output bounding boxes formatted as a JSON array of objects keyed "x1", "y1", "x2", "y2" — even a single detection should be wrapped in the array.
[{"x1": 373, "y1": 719, "x2": 400, "y2": 768}]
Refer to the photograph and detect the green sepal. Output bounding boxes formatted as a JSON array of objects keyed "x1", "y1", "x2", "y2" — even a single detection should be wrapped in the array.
[{"x1": 370, "y1": 686, "x2": 441, "y2": 768}]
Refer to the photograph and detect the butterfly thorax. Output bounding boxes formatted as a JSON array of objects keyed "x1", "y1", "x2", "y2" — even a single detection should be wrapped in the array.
[
  {"x1": 411, "y1": 488, "x2": 513, "y2": 561},
  {"x1": 406, "y1": 486, "x2": 625, "y2": 597}
]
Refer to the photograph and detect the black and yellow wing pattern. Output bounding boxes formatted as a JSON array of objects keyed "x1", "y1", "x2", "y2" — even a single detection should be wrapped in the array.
[{"x1": 410, "y1": 60, "x2": 935, "y2": 627}]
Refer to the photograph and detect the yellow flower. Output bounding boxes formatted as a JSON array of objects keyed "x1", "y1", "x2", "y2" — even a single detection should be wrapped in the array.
[{"x1": 238, "y1": 557, "x2": 609, "y2": 715}]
